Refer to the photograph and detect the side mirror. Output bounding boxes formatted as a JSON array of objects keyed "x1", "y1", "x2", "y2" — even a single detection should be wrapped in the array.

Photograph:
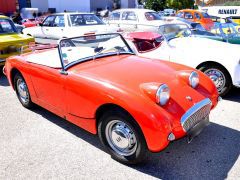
[{"x1": 38, "y1": 23, "x2": 43, "y2": 26}]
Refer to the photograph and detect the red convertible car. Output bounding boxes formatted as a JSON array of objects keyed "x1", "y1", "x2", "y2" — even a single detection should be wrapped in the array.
[{"x1": 4, "y1": 33, "x2": 219, "y2": 164}]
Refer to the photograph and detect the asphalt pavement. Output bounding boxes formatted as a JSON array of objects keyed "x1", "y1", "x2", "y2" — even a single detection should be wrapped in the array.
[{"x1": 0, "y1": 75, "x2": 239, "y2": 180}]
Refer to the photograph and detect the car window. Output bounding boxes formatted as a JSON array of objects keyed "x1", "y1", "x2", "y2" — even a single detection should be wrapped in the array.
[
  {"x1": 184, "y1": 12, "x2": 193, "y2": 19},
  {"x1": 122, "y1": 12, "x2": 137, "y2": 21},
  {"x1": 42, "y1": 16, "x2": 55, "y2": 27},
  {"x1": 109, "y1": 12, "x2": 120, "y2": 20},
  {"x1": 70, "y1": 14, "x2": 104, "y2": 26},
  {"x1": 194, "y1": 13, "x2": 201, "y2": 20},
  {"x1": 53, "y1": 15, "x2": 65, "y2": 27},
  {"x1": 145, "y1": 12, "x2": 162, "y2": 21},
  {"x1": 202, "y1": 12, "x2": 210, "y2": 18},
  {"x1": 176, "y1": 12, "x2": 184, "y2": 18},
  {"x1": 0, "y1": 19, "x2": 16, "y2": 34}
]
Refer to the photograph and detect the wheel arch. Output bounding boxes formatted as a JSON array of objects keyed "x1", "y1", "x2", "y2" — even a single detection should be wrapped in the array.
[
  {"x1": 95, "y1": 103, "x2": 145, "y2": 137},
  {"x1": 196, "y1": 61, "x2": 233, "y2": 83},
  {"x1": 96, "y1": 103, "x2": 136, "y2": 127},
  {"x1": 10, "y1": 68, "x2": 22, "y2": 90}
]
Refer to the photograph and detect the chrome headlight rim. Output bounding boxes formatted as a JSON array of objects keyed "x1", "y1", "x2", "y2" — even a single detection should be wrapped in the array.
[
  {"x1": 156, "y1": 84, "x2": 170, "y2": 106},
  {"x1": 189, "y1": 71, "x2": 199, "y2": 89}
]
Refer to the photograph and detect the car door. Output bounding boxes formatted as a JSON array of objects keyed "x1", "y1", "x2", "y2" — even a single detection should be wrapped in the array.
[
  {"x1": 29, "y1": 63, "x2": 66, "y2": 117},
  {"x1": 120, "y1": 11, "x2": 138, "y2": 32},
  {"x1": 48, "y1": 15, "x2": 66, "y2": 40},
  {"x1": 41, "y1": 15, "x2": 55, "y2": 39},
  {"x1": 194, "y1": 12, "x2": 202, "y2": 24}
]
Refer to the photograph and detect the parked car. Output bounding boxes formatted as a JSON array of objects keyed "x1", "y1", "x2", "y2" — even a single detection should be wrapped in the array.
[
  {"x1": 21, "y1": 18, "x2": 40, "y2": 28},
  {"x1": 0, "y1": 15, "x2": 34, "y2": 71},
  {"x1": 163, "y1": 9, "x2": 176, "y2": 16},
  {"x1": 124, "y1": 24, "x2": 240, "y2": 96},
  {"x1": 176, "y1": 9, "x2": 214, "y2": 31},
  {"x1": 211, "y1": 16, "x2": 240, "y2": 33},
  {"x1": 108, "y1": 9, "x2": 165, "y2": 33},
  {"x1": 22, "y1": 12, "x2": 118, "y2": 43},
  {"x1": 3, "y1": 33, "x2": 219, "y2": 164},
  {"x1": 210, "y1": 23, "x2": 240, "y2": 44}
]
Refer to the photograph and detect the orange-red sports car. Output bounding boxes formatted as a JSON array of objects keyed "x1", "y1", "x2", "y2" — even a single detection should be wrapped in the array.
[{"x1": 4, "y1": 33, "x2": 219, "y2": 164}]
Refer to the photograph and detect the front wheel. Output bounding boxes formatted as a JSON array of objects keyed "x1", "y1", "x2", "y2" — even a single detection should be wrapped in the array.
[
  {"x1": 199, "y1": 64, "x2": 232, "y2": 96},
  {"x1": 98, "y1": 110, "x2": 148, "y2": 164},
  {"x1": 14, "y1": 72, "x2": 34, "y2": 108}
]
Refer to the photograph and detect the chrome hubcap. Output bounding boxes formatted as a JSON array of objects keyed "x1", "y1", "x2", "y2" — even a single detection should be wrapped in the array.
[
  {"x1": 205, "y1": 69, "x2": 226, "y2": 91},
  {"x1": 105, "y1": 120, "x2": 137, "y2": 156},
  {"x1": 17, "y1": 79, "x2": 29, "y2": 103}
]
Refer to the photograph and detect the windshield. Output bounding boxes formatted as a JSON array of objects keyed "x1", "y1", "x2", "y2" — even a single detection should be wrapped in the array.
[
  {"x1": 145, "y1": 12, "x2": 163, "y2": 21},
  {"x1": 59, "y1": 33, "x2": 134, "y2": 69},
  {"x1": 202, "y1": 12, "x2": 211, "y2": 18},
  {"x1": 0, "y1": 19, "x2": 17, "y2": 34},
  {"x1": 70, "y1": 14, "x2": 104, "y2": 26},
  {"x1": 158, "y1": 24, "x2": 192, "y2": 41}
]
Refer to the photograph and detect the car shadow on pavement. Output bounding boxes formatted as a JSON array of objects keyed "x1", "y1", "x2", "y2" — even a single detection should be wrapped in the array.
[
  {"x1": 132, "y1": 123, "x2": 240, "y2": 180},
  {"x1": 224, "y1": 87, "x2": 240, "y2": 103},
  {"x1": 0, "y1": 75, "x2": 9, "y2": 86},
  {"x1": 31, "y1": 106, "x2": 240, "y2": 180}
]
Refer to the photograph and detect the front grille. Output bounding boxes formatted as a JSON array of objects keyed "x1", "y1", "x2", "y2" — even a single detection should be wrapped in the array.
[{"x1": 181, "y1": 98, "x2": 212, "y2": 132}]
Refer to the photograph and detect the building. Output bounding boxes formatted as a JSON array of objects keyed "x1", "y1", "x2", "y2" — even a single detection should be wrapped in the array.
[{"x1": 0, "y1": 0, "x2": 137, "y2": 15}]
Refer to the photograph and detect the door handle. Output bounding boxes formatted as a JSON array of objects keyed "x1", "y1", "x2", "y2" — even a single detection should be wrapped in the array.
[
  {"x1": 134, "y1": 24, "x2": 137, "y2": 29},
  {"x1": 45, "y1": 29, "x2": 49, "y2": 31},
  {"x1": 117, "y1": 24, "x2": 120, "y2": 27}
]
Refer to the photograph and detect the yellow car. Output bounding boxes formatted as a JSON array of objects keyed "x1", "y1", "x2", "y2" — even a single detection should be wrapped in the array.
[{"x1": 0, "y1": 15, "x2": 34, "y2": 68}]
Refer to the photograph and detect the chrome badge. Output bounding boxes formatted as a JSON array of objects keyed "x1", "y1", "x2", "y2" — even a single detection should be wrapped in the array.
[{"x1": 186, "y1": 96, "x2": 192, "y2": 101}]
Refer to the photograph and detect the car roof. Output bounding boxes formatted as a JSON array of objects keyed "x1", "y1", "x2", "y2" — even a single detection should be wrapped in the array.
[
  {"x1": 51, "y1": 12, "x2": 95, "y2": 16},
  {"x1": 112, "y1": 8, "x2": 155, "y2": 13},
  {"x1": 178, "y1": 9, "x2": 201, "y2": 13}
]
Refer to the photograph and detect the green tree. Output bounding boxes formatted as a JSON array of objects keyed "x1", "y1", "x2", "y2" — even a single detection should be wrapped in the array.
[
  {"x1": 165, "y1": 0, "x2": 194, "y2": 10},
  {"x1": 224, "y1": 1, "x2": 240, "y2": 6},
  {"x1": 145, "y1": 0, "x2": 166, "y2": 11}
]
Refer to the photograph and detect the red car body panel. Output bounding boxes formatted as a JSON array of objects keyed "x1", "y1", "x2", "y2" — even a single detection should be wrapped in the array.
[
  {"x1": 4, "y1": 48, "x2": 219, "y2": 152},
  {"x1": 22, "y1": 19, "x2": 40, "y2": 28}
]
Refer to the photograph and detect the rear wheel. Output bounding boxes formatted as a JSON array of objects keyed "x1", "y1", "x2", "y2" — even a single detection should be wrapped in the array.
[
  {"x1": 14, "y1": 72, "x2": 34, "y2": 108},
  {"x1": 98, "y1": 110, "x2": 148, "y2": 164},
  {"x1": 199, "y1": 64, "x2": 232, "y2": 96}
]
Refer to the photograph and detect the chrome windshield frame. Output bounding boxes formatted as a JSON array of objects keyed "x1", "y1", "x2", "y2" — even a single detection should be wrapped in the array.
[{"x1": 57, "y1": 33, "x2": 135, "y2": 72}]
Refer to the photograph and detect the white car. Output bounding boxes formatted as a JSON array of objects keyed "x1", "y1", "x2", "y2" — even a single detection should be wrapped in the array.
[
  {"x1": 123, "y1": 24, "x2": 240, "y2": 96},
  {"x1": 107, "y1": 8, "x2": 165, "y2": 33},
  {"x1": 23, "y1": 12, "x2": 118, "y2": 43}
]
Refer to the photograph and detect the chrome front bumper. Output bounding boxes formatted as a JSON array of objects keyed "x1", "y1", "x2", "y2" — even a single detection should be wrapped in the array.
[{"x1": 181, "y1": 98, "x2": 212, "y2": 132}]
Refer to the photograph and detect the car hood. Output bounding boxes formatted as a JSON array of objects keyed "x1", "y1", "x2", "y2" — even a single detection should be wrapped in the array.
[
  {"x1": 71, "y1": 55, "x2": 180, "y2": 87},
  {"x1": 0, "y1": 33, "x2": 34, "y2": 44},
  {"x1": 69, "y1": 55, "x2": 209, "y2": 104}
]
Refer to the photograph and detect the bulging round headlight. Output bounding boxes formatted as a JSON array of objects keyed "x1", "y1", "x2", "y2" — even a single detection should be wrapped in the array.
[
  {"x1": 189, "y1": 71, "x2": 199, "y2": 88},
  {"x1": 156, "y1": 84, "x2": 170, "y2": 106}
]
